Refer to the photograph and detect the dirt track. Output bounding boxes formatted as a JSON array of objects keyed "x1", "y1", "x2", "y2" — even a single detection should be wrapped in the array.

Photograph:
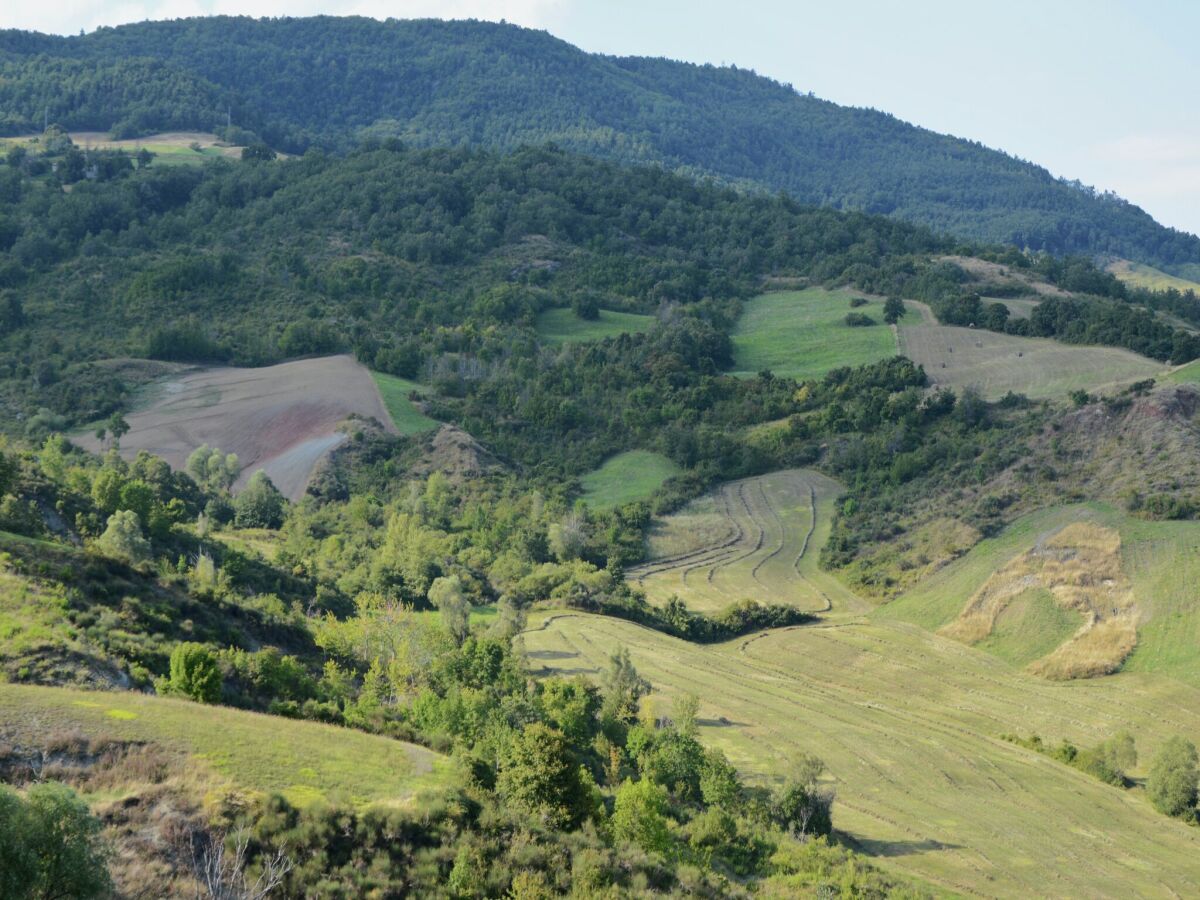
[{"x1": 79, "y1": 355, "x2": 395, "y2": 499}]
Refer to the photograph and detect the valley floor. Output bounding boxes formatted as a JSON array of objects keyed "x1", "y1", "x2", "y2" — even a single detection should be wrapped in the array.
[{"x1": 524, "y1": 610, "x2": 1200, "y2": 897}]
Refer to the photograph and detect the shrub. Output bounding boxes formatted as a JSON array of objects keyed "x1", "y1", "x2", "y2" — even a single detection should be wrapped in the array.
[
  {"x1": 1148, "y1": 736, "x2": 1199, "y2": 818},
  {"x1": 165, "y1": 641, "x2": 222, "y2": 703},
  {"x1": 94, "y1": 510, "x2": 151, "y2": 564},
  {"x1": 843, "y1": 312, "x2": 875, "y2": 327},
  {"x1": 0, "y1": 782, "x2": 112, "y2": 900},
  {"x1": 234, "y1": 471, "x2": 286, "y2": 528}
]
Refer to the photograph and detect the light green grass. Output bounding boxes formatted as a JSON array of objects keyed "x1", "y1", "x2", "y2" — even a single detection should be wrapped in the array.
[
  {"x1": 1163, "y1": 358, "x2": 1200, "y2": 384},
  {"x1": 878, "y1": 503, "x2": 1200, "y2": 685},
  {"x1": 0, "y1": 684, "x2": 448, "y2": 808},
  {"x1": 579, "y1": 450, "x2": 681, "y2": 509},
  {"x1": 1107, "y1": 259, "x2": 1200, "y2": 294},
  {"x1": 535, "y1": 307, "x2": 655, "y2": 345},
  {"x1": 975, "y1": 588, "x2": 1084, "y2": 667},
  {"x1": 524, "y1": 610, "x2": 1200, "y2": 897},
  {"x1": 371, "y1": 373, "x2": 439, "y2": 436},
  {"x1": 730, "y1": 289, "x2": 897, "y2": 380},
  {"x1": 628, "y1": 469, "x2": 863, "y2": 614}
]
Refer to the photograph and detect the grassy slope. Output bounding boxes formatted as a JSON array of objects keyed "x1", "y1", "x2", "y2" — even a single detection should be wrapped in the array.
[
  {"x1": 579, "y1": 450, "x2": 681, "y2": 509},
  {"x1": 899, "y1": 301, "x2": 1164, "y2": 400},
  {"x1": 524, "y1": 610, "x2": 1200, "y2": 897},
  {"x1": 878, "y1": 502, "x2": 1200, "y2": 685},
  {"x1": 628, "y1": 469, "x2": 864, "y2": 614},
  {"x1": 1163, "y1": 359, "x2": 1200, "y2": 384},
  {"x1": 0, "y1": 684, "x2": 447, "y2": 807},
  {"x1": 534, "y1": 308, "x2": 655, "y2": 345},
  {"x1": 730, "y1": 289, "x2": 896, "y2": 380},
  {"x1": 371, "y1": 373, "x2": 440, "y2": 436},
  {"x1": 1107, "y1": 258, "x2": 1200, "y2": 294}
]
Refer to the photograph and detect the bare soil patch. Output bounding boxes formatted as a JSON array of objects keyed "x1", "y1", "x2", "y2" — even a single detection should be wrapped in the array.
[{"x1": 78, "y1": 355, "x2": 395, "y2": 499}]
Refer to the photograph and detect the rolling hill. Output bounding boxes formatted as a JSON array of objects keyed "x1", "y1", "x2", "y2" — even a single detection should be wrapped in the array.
[{"x1": 2, "y1": 16, "x2": 1198, "y2": 271}]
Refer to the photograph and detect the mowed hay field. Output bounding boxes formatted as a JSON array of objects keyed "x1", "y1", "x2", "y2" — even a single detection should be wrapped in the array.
[
  {"x1": 0, "y1": 684, "x2": 446, "y2": 808},
  {"x1": 730, "y1": 289, "x2": 897, "y2": 380},
  {"x1": 535, "y1": 307, "x2": 655, "y2": 345},
  {"x1": 1107, "y1": 258, "x2": 1200, "y2": 294},
  {"x1": 524, "y1": 611, "x2": 1200, "y2": 897},
  {"x1": 579, "y1": 450, "x2": 681, "y2": 509},
  {"x1": 77, "y1": 355, "x2": 398, "y2": 500},
  {"x1": 880, "y1": 502, "x2": 1200, "y2": 686},
  {"x1": 899, "y1": 302, "x2": 1164, "y2": 400},
  {"x1": 627, "y1": 469, "x2": 863, "y2": 614}
]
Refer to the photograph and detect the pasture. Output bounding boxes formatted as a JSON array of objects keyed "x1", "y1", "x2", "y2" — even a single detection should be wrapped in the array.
[
  {"x1": 524, "y1": 610, "x2": 1200, "y2": 897},
  {"x1": 76, "y1": 355, "x2": 396, "y2": 500},
  {"x1": 627, "y1": 469, "x2": 863, "y2": 614},
  {"x1": 535, "y1": 307, "x2": 655, "y2": 345},
  {"x1": 1107, "y1": 258, "x2": 1200, "y2": 294},
  {"x1": 729, "y1": 289, "x2": 897, "y2": 380},
  {"x1": 371, "y1": 372, "x2": 440, "y2": 435},
  {"x1": 878, "y1": 502, "x2": 1200, "y2": 686},
  {"x1": 579, "y1": 450, "x2": 681, "y2": 509},
  {"x1": 0, "y1": 131, "x2": 243, "y2": 165},
  {"x1": 0, "y1": 684, "x2": 446, "y2": 808},
  {"x1": 899, "y1": 301, "x2": 1163, "y2": 399}
]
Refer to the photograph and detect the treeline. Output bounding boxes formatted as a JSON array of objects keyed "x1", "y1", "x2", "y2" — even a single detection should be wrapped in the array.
[{"x1": 1, "y1": 16, "x2": 1198, "y2": 269}]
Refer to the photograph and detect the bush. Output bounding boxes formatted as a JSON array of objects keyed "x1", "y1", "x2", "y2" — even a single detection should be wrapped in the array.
[
  {"x1": 0, "y1": 782, "x2": 112, "y2": 900},
  {"x1": 234, "y1": 471, "x2": 286, "y2": 528},
  {"x1": 843, "y1": 312, "x2": 875, "y2": 327},
  {"x1": 94, "y1": 510, "x2": 151, "y2": 564},
  {"x1": 165, "y1": 641, "x2": 222, "y2": 703},
  {"x1": 1148, "y1": 736, "x2": 1199, "y2": 818}
]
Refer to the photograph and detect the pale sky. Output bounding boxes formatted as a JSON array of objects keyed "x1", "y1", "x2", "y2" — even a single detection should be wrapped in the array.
[{"x1": 5, "y1": 0, "x2": 1198, "y2": 237}]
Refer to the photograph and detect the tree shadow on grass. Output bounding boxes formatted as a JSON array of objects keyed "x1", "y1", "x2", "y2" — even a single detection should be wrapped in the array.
[{"x1": 841, "y1": 835, "x2": 962, "y2": 858}]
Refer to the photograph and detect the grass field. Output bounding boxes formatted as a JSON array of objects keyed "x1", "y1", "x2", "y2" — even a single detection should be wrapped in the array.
[
  {"x1": 1163, "y1": 358, "x2": 1200, "y2": 384},
  {"x1": 730, "y1": 289, "x2": 897, "y2": 380},
  {"x1": 579, "y1": 450, "x2": 681, "y2": 509},
  {"x1": 524, "y1": 610, "x2": 1200, "y2": 897},
  {"x1": 371, "y1": 372, "x2": 440, "y2": 435},
  {"x1": 0, "y1": 684, "x2": 447, "y2": 808},
  {"x1": 1107, "y1": 258, "x2": 1200, "y2": 294},
  {"x1": 899, "y1": 302, "x2": 1164, "y2": 400},
  {"x1": 535, "y1": 307, "x2": 655, "y2": 345},
  {"x1": 0, "y1": 132, "x2": 244, "y2": 165},
  {"x1": 627, "y1": 469, "x2": 864, "y2": 614},
  {"x1": 879, "y1": 502, "x2": 1200, "y2": 685}
]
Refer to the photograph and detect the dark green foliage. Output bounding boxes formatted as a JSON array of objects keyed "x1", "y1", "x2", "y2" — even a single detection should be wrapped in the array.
[
  {"x1": 1148, "y1": 736, "x2": 1199, "y2": 818},
  {"x1": 496, "y1": 723, "x2": 594, "y2": 829},
  {"x1": 883, "y1": 296, "x2": 906, "y2": 324},
  {"x1": 2, "y1": 17, "x2": 1197, "y2": 270},
  {"x1": 233, "y1": 471, "x2": 286, "y2": 529},
  {"x1": 843, "y1": 311, "x2": 875, "y2": 327},
  {"x1": 0, "y1": 782, "x2": 112, "y2": 900}
]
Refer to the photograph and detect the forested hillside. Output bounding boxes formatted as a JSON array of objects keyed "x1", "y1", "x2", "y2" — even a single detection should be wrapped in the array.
[{"x1": 2, "y1": 16, "x2": 1198, "y2": 272}]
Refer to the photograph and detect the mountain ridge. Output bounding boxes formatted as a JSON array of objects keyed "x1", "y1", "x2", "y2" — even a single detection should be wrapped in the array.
[{"x1": 2, "y1": 15, "x2": 1198, "y2": 272}]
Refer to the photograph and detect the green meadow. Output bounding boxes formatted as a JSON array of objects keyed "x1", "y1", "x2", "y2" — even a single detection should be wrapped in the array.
[
  {"x1": 535, "y1": 307, "x2": 655, "y2": 345},
  {"x1": 371, "y1": 373, "x2": 440, "y2": 435},
  {"x1": 579, "y1": 450, "x2": 681, "y2": 509},
  {"x1": 0, "y1": 684, "x2": 448, "y2": 808},
  {"x1": 730, "y1": 289, "x2": 897, "y2": 380}
]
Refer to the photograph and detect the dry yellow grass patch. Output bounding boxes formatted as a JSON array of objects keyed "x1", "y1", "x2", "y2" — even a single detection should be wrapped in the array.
[{"x1": 940, "y1": 523, "x2": 1138, "y2": 679}]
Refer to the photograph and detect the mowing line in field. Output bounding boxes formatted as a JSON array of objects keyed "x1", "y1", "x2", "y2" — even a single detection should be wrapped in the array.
[{"x1": 524, "y1": 611, "x2": 1200, "y2": 898}]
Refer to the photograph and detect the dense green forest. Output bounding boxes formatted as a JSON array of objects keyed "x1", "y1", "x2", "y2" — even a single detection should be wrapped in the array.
[{"x1": 2, "y1": 16, "x2": 1198, "y2": 272}]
